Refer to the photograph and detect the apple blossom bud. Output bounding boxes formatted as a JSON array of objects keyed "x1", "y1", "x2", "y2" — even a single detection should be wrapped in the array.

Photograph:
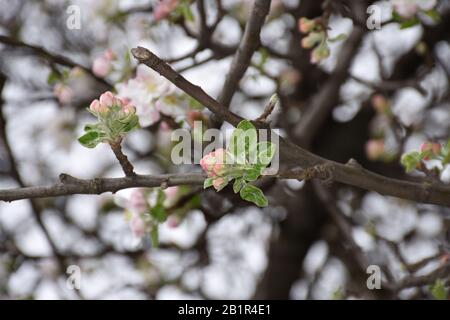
[
  {"x1": 212, "y1": 177, "x2": 225, "y2": 190},
  {"x1": 420, "y1": 142, "x2": 441, "y2": 159},
  {"x1": 99, "y1": 91, "x2": 115, "y2": 107},
  {"x1": 89, "y1": 99, "x2": 101, "y2": 113},
  {"x1": 298, "y1": 17, "x2": 316, "y2": 34}
]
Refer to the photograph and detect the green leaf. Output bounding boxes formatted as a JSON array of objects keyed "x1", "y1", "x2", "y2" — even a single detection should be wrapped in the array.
[
  {"x1": 400, "y1": 151, "x2": 422, "y2": 172},
  {"x1": 233, "y1": 177, "x2": 245, "y2": 193},
  {"x1": 204, "y1": 177, "x2": 214, "y2": 189},
  {"x1": 243, "y1": 166, "x2": 262, "y2": 181},
  {"x1": 256, "y1": 141, "x2": 275, "y2": 166},
  {"x1": 150, "y1": 225, "x2": 159, "y2": 248},
  {"x1": 328, "y1": 33, "x2": 347, "y2": 43},
  {"x1": 228, "y1": 120, "x2": 257, "y2": 164},
  {"x1": 78, "y1": 131, "x2": 102, "y2": 148},
  {"x1": 239, "y1": 184, "x2": 268, "y2": 207},
  {"x1": 47, "y1": 71, "x2": 60, "y2": 85},
  {"x1": 237, "y1": 120, "x2": 256, "y2": 132},
  {"x1": 399, "y1": 17, "x2": 420, "y2": 29},
  {"x1": 429, "y1": 279, "x2": 447, "y2": 300}
]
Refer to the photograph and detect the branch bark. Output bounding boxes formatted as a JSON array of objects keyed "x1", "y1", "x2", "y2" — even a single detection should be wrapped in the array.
[{"x1": 217, "y1": 0, "x2": 272, "y2": 108}]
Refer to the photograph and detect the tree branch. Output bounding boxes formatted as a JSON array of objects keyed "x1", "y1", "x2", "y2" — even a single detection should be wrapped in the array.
[
  {"x1": 131, "y1": 46, "x2": 450, "y2": 208},
  {"x1": 0, "y1": 35, "x2": 111, "y2": 87},
  {"x1": 0, "y1": 173, "x2": 206, "y2": 202},
  {"x1": 217, "y1": 0, "x2": 272, "y2": 107}
]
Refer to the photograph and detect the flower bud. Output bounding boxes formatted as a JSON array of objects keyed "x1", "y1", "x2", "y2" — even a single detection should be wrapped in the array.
[
  {"x1": 99, "y1": 91, "x2": 115, "y2": 107},
  {"x1": 298, "y1": 17, "x2": 317, "y2": 34},
  {"x1": 420, "y1": 142, "x2": 441, "y2": 159}
]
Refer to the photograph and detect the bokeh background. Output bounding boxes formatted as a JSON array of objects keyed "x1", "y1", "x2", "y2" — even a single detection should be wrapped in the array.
[{"x1": 0, "y1": 0, "x2": 449, "y2": 300}]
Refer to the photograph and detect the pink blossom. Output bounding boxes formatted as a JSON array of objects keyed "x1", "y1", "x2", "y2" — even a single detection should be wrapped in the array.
[
  {"x1": 130, "y1": 213, "x2": 146, "y2": 239},
  {"x1": 99, "y1": 91, "x2": 116, "y2": 107},
  {"x1": 153, "y1": 0, "x2": 178, "y2": 21},
  {"x1": 92, "y1": 49, "x2": 115, "y2": 77}
]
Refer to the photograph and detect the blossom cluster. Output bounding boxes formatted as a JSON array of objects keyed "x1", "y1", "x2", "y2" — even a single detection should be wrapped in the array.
[
  {"x1": 115, "y1": 65, "x2": 197, "y2": 127},
  {"x1": 115, "y1": 187, "x2": 180, "y2": 242},
  {"x1": 298, "y1": 17, "x2": 343, "y2": 64},
  {"x1": 200, "y1": 148, "x2": 228, "y2": 190},
  {"x1": 78, "y1": 91, "x2": 139, "y2": 148}
]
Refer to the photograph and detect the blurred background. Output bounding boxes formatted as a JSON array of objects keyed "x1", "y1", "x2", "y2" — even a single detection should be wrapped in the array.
[{"x1": 0, "y1": 0, "x2": 449, "y2": 299}]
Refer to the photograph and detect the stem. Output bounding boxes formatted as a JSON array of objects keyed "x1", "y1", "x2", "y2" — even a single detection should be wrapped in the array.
[{"x1": 109, "y1": 139, "x2": 136, "y2": 177}]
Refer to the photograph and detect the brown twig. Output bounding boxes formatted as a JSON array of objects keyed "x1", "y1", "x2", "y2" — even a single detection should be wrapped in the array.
[{"x1": 109, "y1": 140, "x2": 136, "y2": 177}]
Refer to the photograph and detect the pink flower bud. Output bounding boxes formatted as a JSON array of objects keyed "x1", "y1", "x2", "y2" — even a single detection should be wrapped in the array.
[
  {"x1": 212, "y1": 177, "x2": 225, "y2": 190},
  {"x1": 89, "y1": 99, "x2": 101, "y2": 113},
  {"x1": 92, "y1": 56, "x2": 111, "y2": 77},
  {"x1": 200, "y1": 153, "x2": 216, "y2": 175},
  {"x1": 99, "y1": 91, "x2": 115, "y2": 107},
  {"x1": 122, "y1": 104, "x2": 136, "y2": 114},
  {"x1": 298, "y1": 17, "x2": 316, "y2": 34},
  {"x1": 420, "y1": 142, "x2": 441, "y2": 159},
  {"x1": 365, "y1": 139, "x2": 385, "y2": 160}
]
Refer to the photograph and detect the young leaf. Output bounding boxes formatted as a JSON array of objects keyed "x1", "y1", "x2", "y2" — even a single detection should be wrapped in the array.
[
  {"x1": 239, "y1": 184, "x2": 268, "y2": 207},
  {"x1": 78, "y1": 131, "x2": 102, "y2": 148},
  {"x1": 328, "y1": 33, "x2": 347, "y2": 43},
  {"x1": 243, "y1": 166, "x2": 262, "y2": 181},
  {"x1": 256, "y1": 141, "x2": 275, "y2": 166},
  {"x1": 400, "y1": 151, "x2": 422, "y2": 172},
  {"x1": 233, "y1": 177, "x2": 245, "y2": 193},
  {"x1": 204, "y1": 177, "x2": 214, "y2": 189},
  {"x1": 228, "y1": 120, "x2": 257, "y2": 164}
]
